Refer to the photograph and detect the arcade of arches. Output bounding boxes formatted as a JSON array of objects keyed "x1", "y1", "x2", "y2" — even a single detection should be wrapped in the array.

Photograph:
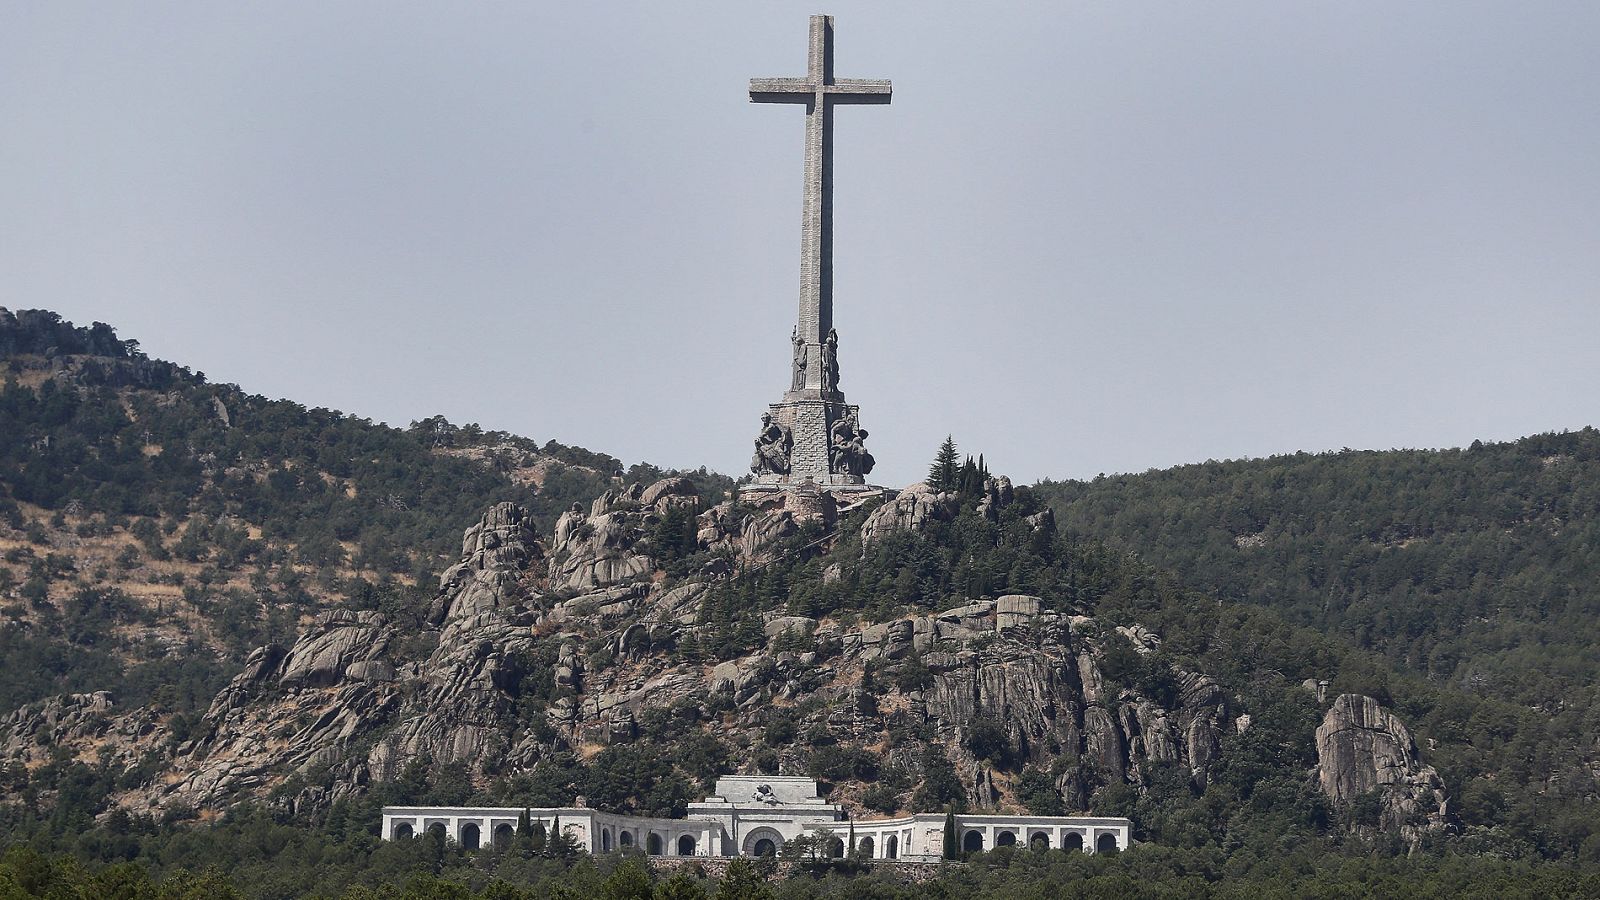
[{"x1": 381, "y1": 778, "x2": 1132, "y2": 861}]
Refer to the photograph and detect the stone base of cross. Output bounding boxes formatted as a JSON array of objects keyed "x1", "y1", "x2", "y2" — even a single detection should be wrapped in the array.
[{"x1": 744, "y1": 395, "x2": 879, "y2": 494}]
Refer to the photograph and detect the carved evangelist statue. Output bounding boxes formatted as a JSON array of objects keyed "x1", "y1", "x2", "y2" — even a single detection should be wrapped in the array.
[
  {"x1": 828, "y1": 410, "x2": 875, "y2": 477},
  {"x1": 751, "y1": 413, "x2": 793, "y2": 476}
]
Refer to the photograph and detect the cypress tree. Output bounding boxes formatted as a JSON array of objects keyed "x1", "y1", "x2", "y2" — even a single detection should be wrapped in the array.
[
  {"x1": 958, "y1": 456, "x2": 983, "y2": 500},
  {"x1": 929, "y1": 436, "x2": 959, "y2": 491},
  {"x1": 516, "y1": 807, "x2": 531, "y2": 837},
  {"x1": 943, "y1": 808, "x2": 958, "y2": 861}
]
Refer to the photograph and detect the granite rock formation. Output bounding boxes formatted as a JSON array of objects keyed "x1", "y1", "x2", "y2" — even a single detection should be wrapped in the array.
[
  {"x1": 0, "y1": 478, "x2": 1428, "y2": 833},
  {"x1": 860, "y1": 483, "x2": 958, "y2": 544},
  {"x1": 1315, "y1": 693, "x2": 1449, "y2": 841}
]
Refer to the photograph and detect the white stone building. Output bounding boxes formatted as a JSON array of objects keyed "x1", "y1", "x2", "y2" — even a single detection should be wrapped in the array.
[{"x1": 382, "y1": 776, "x2": 1131, "y2": 860}]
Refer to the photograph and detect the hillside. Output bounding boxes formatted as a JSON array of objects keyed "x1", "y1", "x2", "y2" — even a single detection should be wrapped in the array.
[
  {"x1": 1038, "y1": 436, "x2": 1600, "y2": 711},
  {"x1": 1, "y1": 310, "x2": 1598, "y2": 898},
  {"x1": 0, "y1": 308, "x2": 728, "y2": 724},
  {"x1": 1035, "y1": 441, "x2": 1600, "y2": 857}
]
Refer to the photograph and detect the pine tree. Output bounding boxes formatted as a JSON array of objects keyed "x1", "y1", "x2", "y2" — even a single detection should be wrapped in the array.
[
  {"x1": 716, "y1": 857, "x2": 775, "y2": 900},
  {"x1": 929, "y1": 436, "x2": 959, "y2": 491},
  {"x1": 942, "y1": 808, "x2": 958, "y2": 861}
]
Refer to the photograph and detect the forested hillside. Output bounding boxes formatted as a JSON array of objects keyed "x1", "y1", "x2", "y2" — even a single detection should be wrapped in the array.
[
  {"x1": 2, "y1": 309, "x2": 1598, "y2": 899},
  {"x1": 1036, "y1": 435, "x2": 1600, "y2": 863},
  {"x1": 1037, "y1": 434, "x2": 1600, "y2": 709},
  {"x1": 0, "y1": 308, "x2": 727, "y2": 722}
]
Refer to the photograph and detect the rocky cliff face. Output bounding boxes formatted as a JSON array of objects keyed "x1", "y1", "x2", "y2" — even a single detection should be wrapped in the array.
[
  {"x1": 0, "y1": 477, "x2": 1426, "y2": 833},
  {"x1": 115, "y1": 482, "x2": 1219, "y2": 818},
  {"x1": 1315, "y1": 693, "x2": 1449, "y2": 842}
]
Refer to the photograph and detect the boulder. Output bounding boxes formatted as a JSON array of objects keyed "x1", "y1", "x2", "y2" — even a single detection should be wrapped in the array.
[
  {"x1": 995, "y1": 595, "x2": 1041, "y2": 630},
  {"x1": 641, "y1": 476, "x2": 699, "y2": 513},
  {"x1": 763, "y1": 616, "x2": 817, "y2": 642},
  {"x1": 1315, "y1": 694, "x2": 1449, "y2": 839},
  {"x1": 860, "y1": 483, "x2": 958, "y2": 544},
  {"x1": 550, "y1": 506, "x2": 653, "y2": 591},
  {"x1": 279, "y1": 611, "x2": 389, "y2": 687}
]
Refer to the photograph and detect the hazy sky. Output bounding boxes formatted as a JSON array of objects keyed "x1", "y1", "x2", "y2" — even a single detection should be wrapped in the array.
[{"x1": 4, "y1": 2, "x2": 1597, "y2": 485}]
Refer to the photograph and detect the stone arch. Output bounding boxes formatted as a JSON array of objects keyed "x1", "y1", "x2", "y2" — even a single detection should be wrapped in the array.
[
  {"x1": 1063, "y1": 831, "x2": 1084, "y2": 852},
  {"x1": 744, "y1": 827, "x2": 784, "y2": 857},
  {"x1": 459, "y1": 822, "x2": 480, "y2": 850},
  {"x1": 619, "y1": 831, "x2": 634, "y2": 849},
  {"x1": 1096, "y1": 832, "x2": 1119, "y2": 854},
  {"x1": 677, "y1": 834, "x2": 696, "y2": 856},
  {"x1": 393, "y1": 822, "x2": 414, "y2": 840},
  {"x1": 886, "y1": 834, "x2": 899, "y2": 859},
  {"x1": 995, "y1": 830, "x2": 1017, "y2": 848},
  {"x1": 857, "y1": 836, "x2": 874, "y2": 858},
  {"x1": 1029, "y1": 831, "x2": 1049, "y2": 851},
  {"x1": 601, "y1": 828, "x2": 613, "y2": 852},
  {"x1": 647, "y1": 832, "x2": 664, "y2": 856},
  {"x1": 426, "y1": 822, "x2": 447, "y2": 842},
  {"x1": 962, "y1": 830, "x2": 984, "y2": 854},
  {"x1": 492, "y1": 823, "x2": 515, "y2": 849}
]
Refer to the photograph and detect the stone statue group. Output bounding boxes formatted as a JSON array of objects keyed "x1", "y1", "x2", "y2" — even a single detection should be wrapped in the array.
[
  {"x1": 791, "y1": 327, "x2": 840, "y2": 393},
  {"x1": 750, "y1": 409, "x2": 874, "y2": 478}
]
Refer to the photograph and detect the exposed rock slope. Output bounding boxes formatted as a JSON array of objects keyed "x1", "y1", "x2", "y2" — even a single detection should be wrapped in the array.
[
  {"x1": 0, "y1": 474, "x2": 1441, "y2": 839},
  {"x1": 1315, "y1": 693, "x2": 1449, "y2": 841}
]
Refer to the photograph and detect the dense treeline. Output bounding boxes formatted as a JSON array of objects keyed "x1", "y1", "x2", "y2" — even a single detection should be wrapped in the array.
[
  {"x1": 1035, "y1": 432, "x2": 1600, "y2": 710},
  {"x1": 3, "y1": 817, "x2": 1599, "y2": 899},
  {"x1": 1033, "y1": 434, "x2": 1600, "y2": 863},
  {"x1": 0, "y1": 308, "x2": 143, "y2": 360}
]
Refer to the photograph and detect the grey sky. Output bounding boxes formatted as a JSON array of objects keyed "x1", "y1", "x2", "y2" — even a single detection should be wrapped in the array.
[{"x1": 3, "y1": 2, "x2": 1597, "y2": 486}]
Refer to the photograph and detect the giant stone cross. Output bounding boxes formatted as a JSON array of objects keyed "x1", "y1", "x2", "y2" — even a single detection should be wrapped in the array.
[{"x1": 744, "y1": 15, "x2": 889, "y2": 494}]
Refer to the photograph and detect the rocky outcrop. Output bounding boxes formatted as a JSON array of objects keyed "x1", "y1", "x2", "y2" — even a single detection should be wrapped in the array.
[
  {"x1": 92, "y1": 490, "x2": 1237, "y2": 822},
  {"x1": 278, "y1": 611, "x2": 391, "y2": 687},
  {"x1": 913, "y1": 615, "x2": 1226, "y2": 807},
  {"x1": 697, "y1": 488, "x2": 835, "y2": 566},
  {"x1": 976, "y1": 475, "x2": 1014, "y2": 521},
  {"x1": 640, "y1": 476, "x2": 699, "y2": 512},
  {"x1": 860, "y1": 483, "x2": 957, "y2": 544},
  {"x1": 433, "y1": 502, "x2": 542, "y2": 622},
  {"x1": 0, "y1": 692, "x2": 159, "y2": 771},
  {"x1": 546, "y1": 482, "x2": 684, "y2": 591},
  {"x1": 1315, "y1": 694, "x2": 1448, "y2": 840}
]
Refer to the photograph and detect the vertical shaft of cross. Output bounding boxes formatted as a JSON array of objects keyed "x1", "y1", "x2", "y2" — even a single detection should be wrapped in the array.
[
  {"x1": 751, "y1": 15, "x2": 890, "y2": 396},
  {"x1": 800, "y1": 16, "x2": 833, "y2": 358}
]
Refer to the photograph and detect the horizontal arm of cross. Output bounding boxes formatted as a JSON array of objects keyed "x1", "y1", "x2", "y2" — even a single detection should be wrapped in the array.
[
  {"x1": 749, "y1": 78, "x2": 892, "y2": 105},
  {"x1": 830, "y1": 79, "x2": 892, "y2": 105}
]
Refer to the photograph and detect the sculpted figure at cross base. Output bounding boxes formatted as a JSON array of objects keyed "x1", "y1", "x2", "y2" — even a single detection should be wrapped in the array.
[
  {"x1": 828, "y1": 411, "x2": 875, "y2": 477},
  {"x1": 821, "y1": 328, "x2": 840, "y2": 394},
  {"x1": 751, "y1": 413, "x2": 793, "y2": 476},
  {"x1": 791, "y1": 327, "x2": 807, "y2": 392}
]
